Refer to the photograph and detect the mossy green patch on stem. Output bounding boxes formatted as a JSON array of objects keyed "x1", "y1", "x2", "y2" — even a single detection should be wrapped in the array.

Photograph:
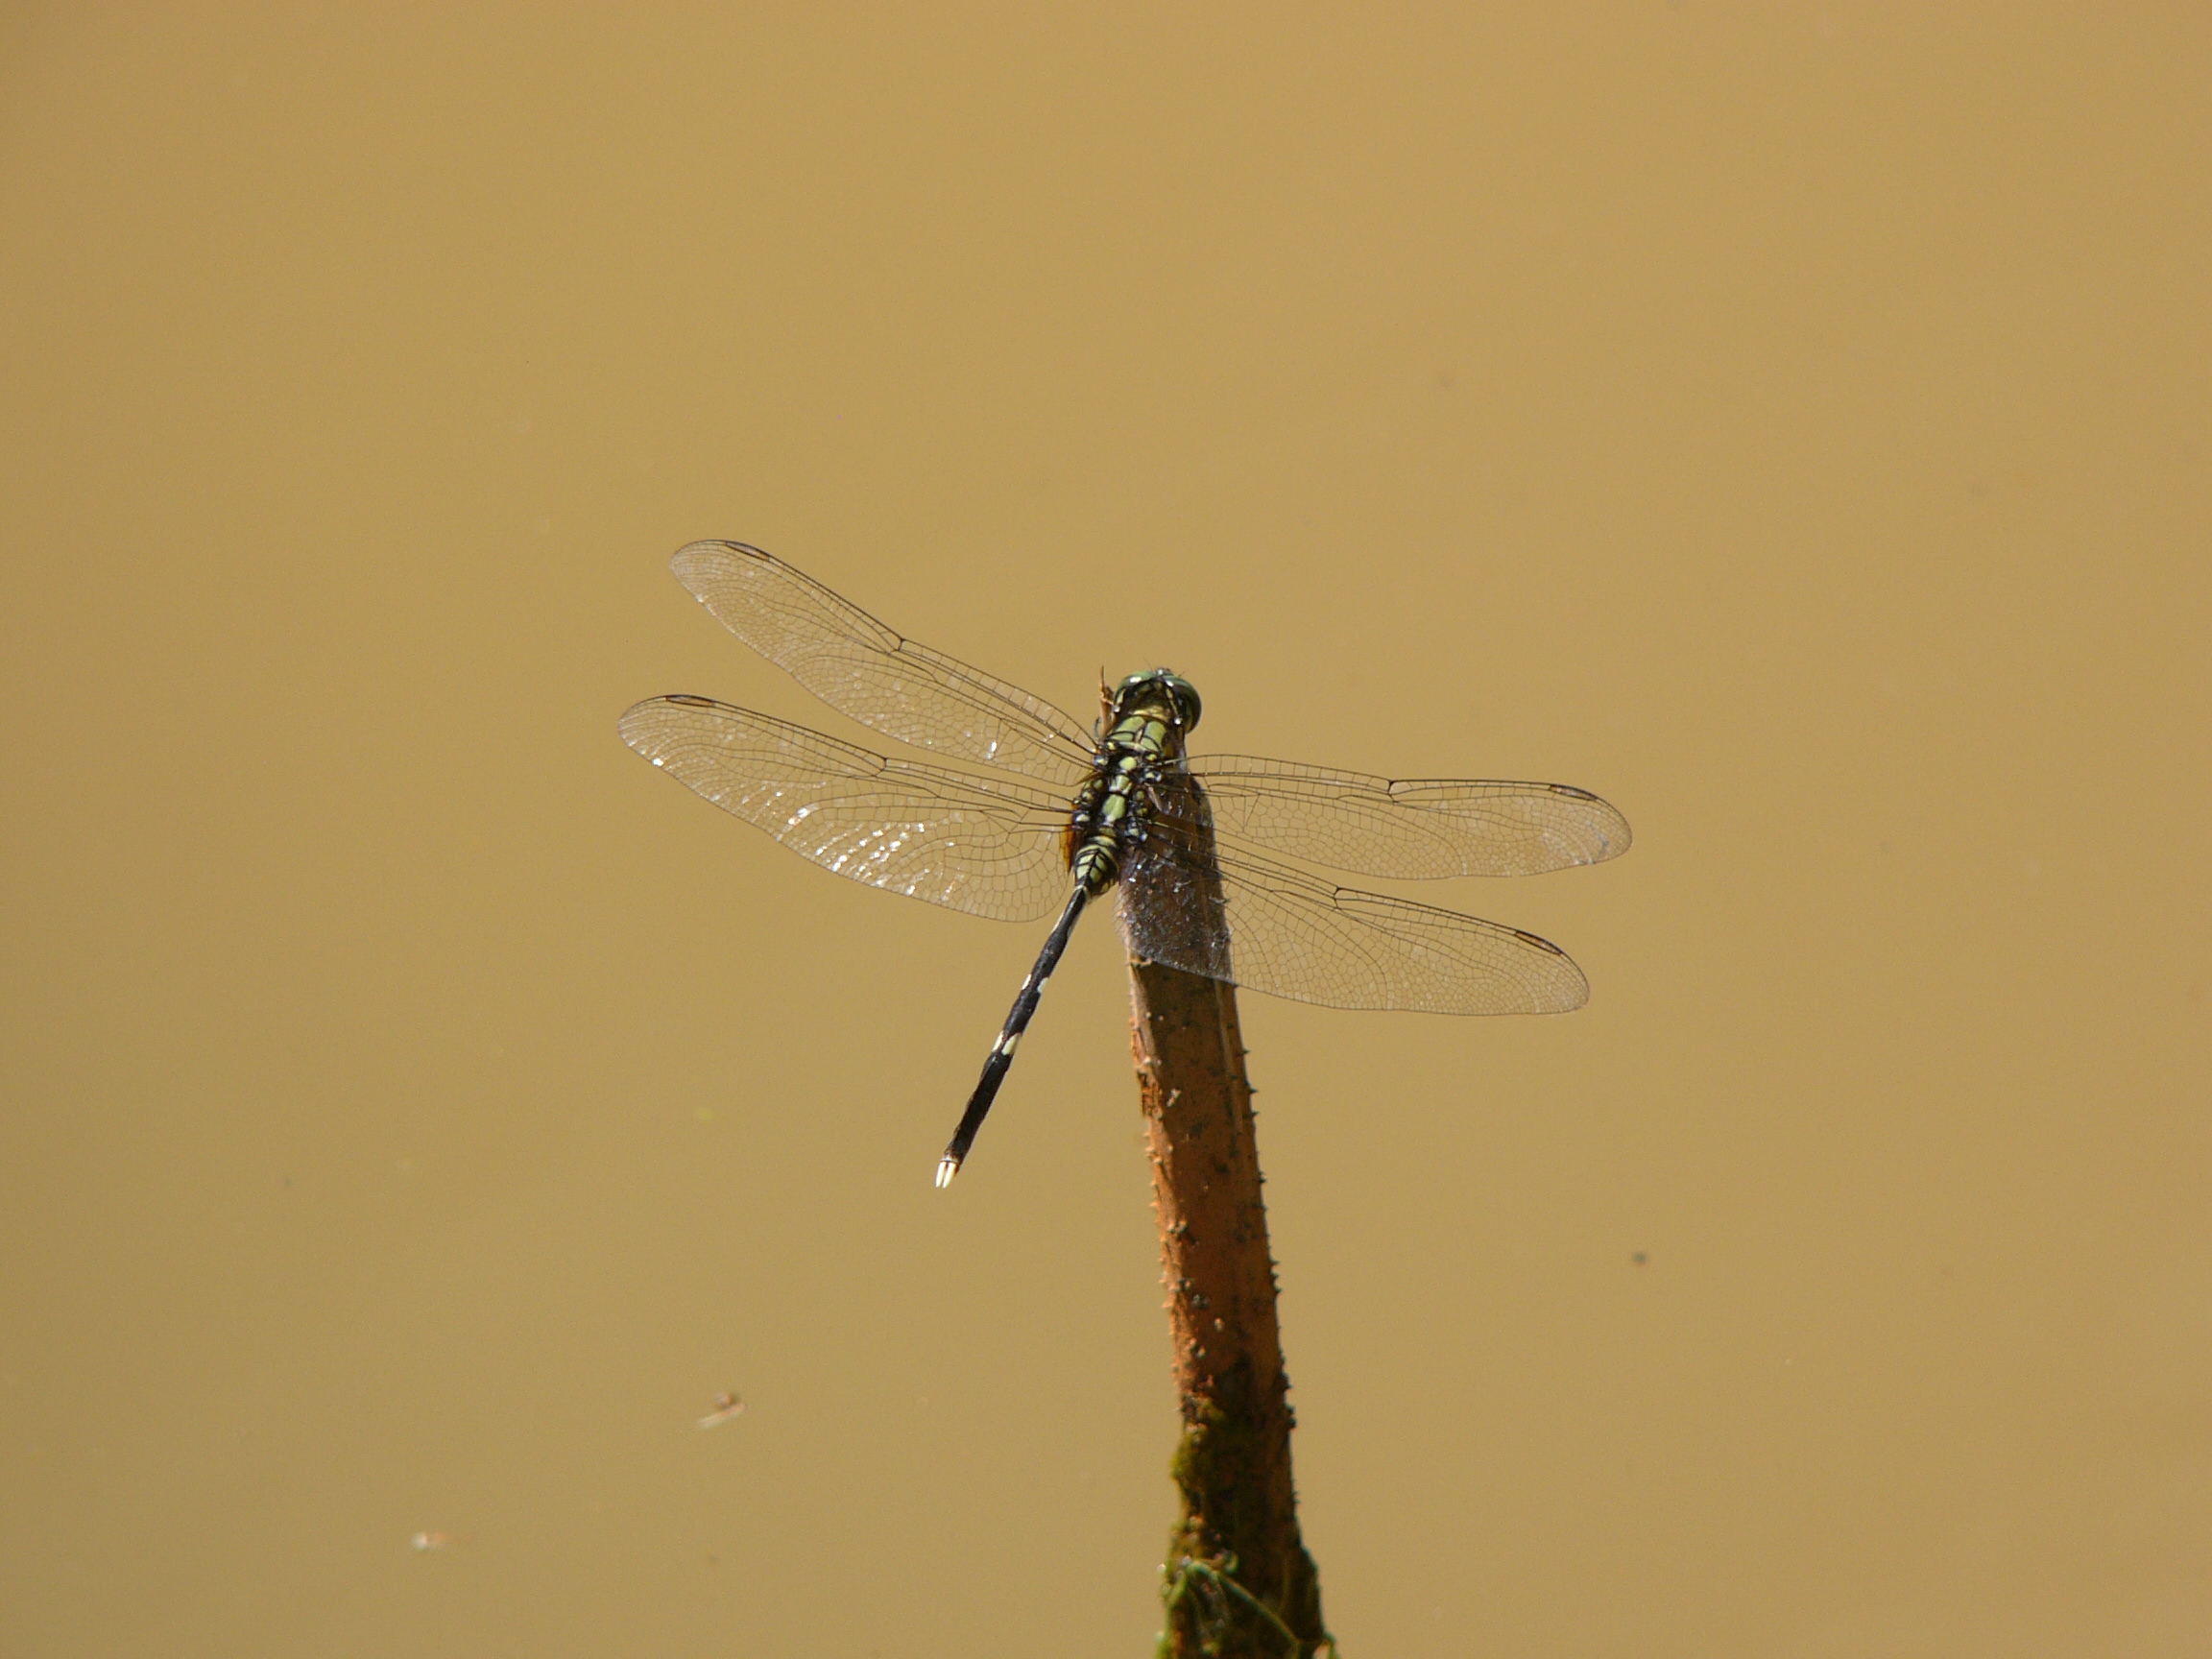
[{"x1": 1159, "y1": 1382, "x2": 1330, "y2": 1659}]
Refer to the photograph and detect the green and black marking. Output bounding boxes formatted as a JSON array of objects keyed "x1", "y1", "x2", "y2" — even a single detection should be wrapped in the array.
[{"x1": 935, "y1": 670, "x2": 1203, "y2": 1186}]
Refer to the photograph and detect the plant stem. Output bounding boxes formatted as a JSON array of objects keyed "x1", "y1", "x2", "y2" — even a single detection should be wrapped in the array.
[{"x1": 1129, "y1": 956, "x2": 1330, "y2": 1658}]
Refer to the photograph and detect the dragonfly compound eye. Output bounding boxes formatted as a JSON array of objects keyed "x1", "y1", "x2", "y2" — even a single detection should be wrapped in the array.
[
  {"x1": 1160, "y1": 673, "x2": 1201, "y2": 733},
  {"x1": 1116, "y1": 669, "x2": 1201, "y2": 732}
]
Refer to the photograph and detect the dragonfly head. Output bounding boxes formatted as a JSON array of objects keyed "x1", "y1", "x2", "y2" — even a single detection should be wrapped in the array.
[{"x1": 1113, "y1": 669, "x2": 1202, "y2": 735}]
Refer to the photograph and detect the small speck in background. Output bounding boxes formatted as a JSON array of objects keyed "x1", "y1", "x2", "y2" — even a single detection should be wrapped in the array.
[{"x1": 697, "y1": 1391, "x2": 745, "y2": 1429}]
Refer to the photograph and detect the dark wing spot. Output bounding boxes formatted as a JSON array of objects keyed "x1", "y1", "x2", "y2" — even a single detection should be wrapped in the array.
[
  {"x1": 665, "y1": 694, "x2": 717, "y2": 708},
  {"x1": 1512, "y1": 928, "x2": 1566, "y2": 954}
]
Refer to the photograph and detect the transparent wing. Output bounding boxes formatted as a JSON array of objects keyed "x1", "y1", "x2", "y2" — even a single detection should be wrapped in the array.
[
  {"x1": 1189, "y1": 755, "x2": 1631, "y2": 878},
  {"x1": 620, "y1": 696, "x2": 1072, "y2": 923},
  {"x1": 669, "y1": 541, "x2": 1096, "y2": 786},
  {"x1": 1118, "y1": 777, "x2": 1589, "y2": 1015}
]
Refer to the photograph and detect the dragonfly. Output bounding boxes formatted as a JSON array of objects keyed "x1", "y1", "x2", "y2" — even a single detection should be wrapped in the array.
[{"x1": 620, "y1": 542, "x2": 1629, "y2": 1187}]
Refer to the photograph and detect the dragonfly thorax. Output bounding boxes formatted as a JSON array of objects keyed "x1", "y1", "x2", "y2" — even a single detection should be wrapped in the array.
[{"x1": 1061, "y1": 674, "x2": 1201, "y2": 897}]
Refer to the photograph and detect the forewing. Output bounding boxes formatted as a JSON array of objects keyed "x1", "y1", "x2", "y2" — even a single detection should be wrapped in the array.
[
  {"x1": 620, "y1": 696, "x2": 1071, "y2": 923},
  {"x1": 1119, "y1": 792, "x2": 1589, "y2": 1014},
  {"x1": 669, "y1": 541, "x2": 1095, "y2": 785},
  {"x1": 1190, "y1": 755, "x2": 1631, "y2": 878}
]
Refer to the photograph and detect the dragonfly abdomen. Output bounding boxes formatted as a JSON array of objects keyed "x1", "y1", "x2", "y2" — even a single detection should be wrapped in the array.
[{"x1": 936, "y1": 883, "x2": 1091, "y2": 1186}]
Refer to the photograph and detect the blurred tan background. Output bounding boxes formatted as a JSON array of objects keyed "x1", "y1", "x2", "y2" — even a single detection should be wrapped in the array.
[{"x1": 3, "y1": 6, "x2": 2207, "y2": 1655}]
